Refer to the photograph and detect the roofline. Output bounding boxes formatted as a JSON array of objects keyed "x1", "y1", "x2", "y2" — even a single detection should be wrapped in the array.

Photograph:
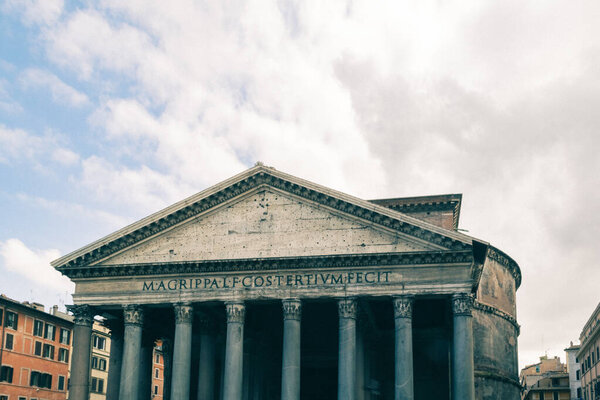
[
  {"x1": 580, "y1": 301, "x2": 600, "y2": 339},
  {"x1": 0, "y1": 295, "x2": 73, "y2": 326},
  {"x1": 52, "y1": 164, "x2": 481, "y2": 269}
]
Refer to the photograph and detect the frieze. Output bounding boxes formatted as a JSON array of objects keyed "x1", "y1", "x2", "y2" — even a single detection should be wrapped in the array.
[
  {"x1": 487, "y1": 246, "x2": 522, "y2": 289},
  {"x1": 393, "y1": 296, "x2": 414, "y2": 319},
  {"x1": 452, "y1": 294, "x2": 474, "y2": 316},
  {"x1": 338, "y1": 298, "x2": 357, "y2": 319},
  {"x1": 55, "y1": 170, "x2": 472, "y2": 272},
  {"x1": 282, "y1": 299, "x2": 302, "y2": 321},
  {"x1": 174, "y1": 303, "x2": 193, "y2": 324},
  {"x1": 123, "y1": 304, "x2": 144, "y2": 326},
  {"x1": 473, "y1": 300, "x2": 520, "y2": 334},
  {"x1": 68, "y1": 304, "x2": 94, "y2": 326},
  {"x1": 226, "y1": 302, "x2": 245, "y2": 324},
  {"x1": 59, "y1": 250, "x2": 474, "y2": 279}
]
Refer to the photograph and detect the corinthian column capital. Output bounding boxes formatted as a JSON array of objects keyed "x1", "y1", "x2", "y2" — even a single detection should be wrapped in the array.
[
  {"x1": 452, "y1": 293, "x2": 474, "y2": 317},
  {"x1": 123, "y1": 304, "x2": 144, "y2": 326},
  {"x1": 337, "y1": 298, "x2": 357, "y2": 320},
  {"x1": 174, "y1": 303, "x2": 194, "y2": 324},
  {"x1": 225, "y1": 302, "x2": 245, "y2": 324},
  {"x1": 68, "y1": 305, "x2": 95, "y2": 326},
  {"x1": 393, "y1": 296, "x2": 414, "y2": 319},
  {"x1": 282, "y1": 299, "x2": 302, "y2": 321}
]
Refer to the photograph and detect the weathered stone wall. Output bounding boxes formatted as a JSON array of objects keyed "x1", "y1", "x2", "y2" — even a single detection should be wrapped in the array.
[{"x1": 473, "y1": 250, "x2": 521, "y2": 400}]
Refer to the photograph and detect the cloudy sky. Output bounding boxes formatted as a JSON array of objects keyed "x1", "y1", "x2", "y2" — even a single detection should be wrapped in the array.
[{"x1": 1, "y1": 0, "x2": 599, "y2": 369}]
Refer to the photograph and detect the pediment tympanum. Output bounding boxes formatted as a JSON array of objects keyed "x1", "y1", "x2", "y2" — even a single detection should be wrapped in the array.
[{"x1": 96, "y1": 188, "x2": 438, "y2": 266}]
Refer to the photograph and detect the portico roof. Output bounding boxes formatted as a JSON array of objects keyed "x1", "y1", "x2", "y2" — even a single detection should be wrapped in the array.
[{"x1": 52, "y1": 163, "x2": 487, "y2": 273}]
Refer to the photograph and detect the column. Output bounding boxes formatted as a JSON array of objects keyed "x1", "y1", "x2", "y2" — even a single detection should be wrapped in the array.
[
  {"x1": 139, "y1": 335, "x2": 154, "y2": 400},
  {"x1": 171, "y1": 303, "x2": 194, "y2": 399},
  {"x1": 223, "y1": 301, "x2": 245, "y2": 400},
  {"x1": 281, "y1": 299, "x2": 302, "y2": 400},
  {"x1": 105, "y1": 319, "x2": 123, "y2": 400},
  {"x1": 162, "y1": 338, "x2": 173, "y2": 400},
  {"x1": 119, "y1": 305, "x2": 144, "y2": 400},
  {"x1": 197, "y1": 315, "x2": 216, "y2": 400},
  {"x1": 338, "y1": 298, "x2": 357, "y2": 400},
  {"x1": 393, "y1": 296, "x2": 414, "y2": 400},
  {"x1": 452, "y1": 294, "x2": 475, "y2": 400},
  {"x1": 68, "y1": 305, "x2": 94, "y2": 400}
]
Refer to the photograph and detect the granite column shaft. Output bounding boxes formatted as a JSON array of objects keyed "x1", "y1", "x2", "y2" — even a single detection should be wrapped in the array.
[
  {"x1": 170, "y1": 303, "x2": 194, "y2": 399},
  {"x1": 197, "y1": 315, "x2": 216, "y2": 400},
  {"x1": 68, "y1": 305, "x2": 94, "y2": 400},
  {"x1": 393, "y1": 296, "x2": 414, "y2": 400},
  {"x1": 452, "y1": 294, "x2": 475, "y2": 400},
  {"x1": 338, "y1": 298, "x2": 357, "y2": 400},
  {"x1": 119, "y1": 305, "x2": 144, "y2": 400},
  {"x1": 223, "y1": 301, "x2": 245, "y2": 400},
  {"x1": 105, "y1": 320, "x2": 123, "y2": 400},
  {"x1": 281, "y1": 299, "x2": 302, "y2": 400}
]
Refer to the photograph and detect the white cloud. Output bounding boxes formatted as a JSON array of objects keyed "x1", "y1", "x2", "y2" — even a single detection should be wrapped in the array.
[
  {"x1": 0, "y1": 239, "x2": 73, "y2": 292},
  {"x1": 0, "y1": 79, "x2": 23, "y2": 114},
  {"x1": 2, "y1": 0, "x2": 63, "y2": 26},
  {"x1": 0, "y1": 124, "x2": 79, "y2": 167},
  {"x1": 20, "y1": 68, "x2": 89, "y2": 107}
]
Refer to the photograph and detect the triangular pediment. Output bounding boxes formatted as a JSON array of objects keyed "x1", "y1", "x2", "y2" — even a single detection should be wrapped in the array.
[
  {"x1": 52, "y1": 164, "x2": 476, "y2": 274},
  {"x1": 96, "y1": 188, "x2": 439, "y2": 266}
]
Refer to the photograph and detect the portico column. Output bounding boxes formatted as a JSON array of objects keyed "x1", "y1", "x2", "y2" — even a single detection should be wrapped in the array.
[
  {"x1": 68, "y1": 305, "x2": 94, "y2": 400},
  {"x1": 170, "y1": 303, "x2": 194, "y2": 399},
  {"x1": 119, "y1": 305, "x2": 144, "y2": 400},
  {"x1": 139, "y1": 335, "x2": 154, "y2": 400},
  {"x1": 197, "y1": 315, "x2": 216, "y2": 400},
  {"x1": 452, "y1": 294, "x2": 475, "y2": 400},
  {"x1": 393, "y1": 296, "x2": 414, "y2": 400},
  {"x1": 223, "y1": 301, "x2": 246, "y2": 400},
  {"x1": 105, "y1": 319, "x2": 123, "y2": 400},
  {"x1": 281, "y1": 299, "x2": 302, "y2": 400},
  {"x1": 338, "y1": 298, "x2": 357, "y2": 400}
]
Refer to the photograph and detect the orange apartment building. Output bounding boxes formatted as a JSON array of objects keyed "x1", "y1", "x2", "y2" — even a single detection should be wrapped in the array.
[
  {"x1": 0, "y1": 295, "x2": 72, "y2": 400},
  {"x1": 152, "y1": 341, "x2": 164, "y2": 399}
]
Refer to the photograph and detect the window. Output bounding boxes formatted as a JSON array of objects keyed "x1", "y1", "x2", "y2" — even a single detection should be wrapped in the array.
[
  {"x1": 58, "y1": 375, "x2": 66, "y2": 391},
  {"x1": 540, "y1": 392, "x2": 545, "y2": 400},
  {"x1": 91, "y1": 356, "x2": 107, "y2": 371},
  {"x1": 552, "y1": 378, "x2": 560, "y2": 386},
  {"x1": 155, "y1": 368, "x2": 159, "y2": 378},
  {"x1": 44, "y1": 323, "x2": 55, "y2": 341},
  {"x1": 93, "y1": 335, "x2": 106, "y2": 350},
  {"x1": 59, "y1": 328, "x2": 70, "y2": 345},
  {"x1": 33, "y1": 320, "x2": 44, "y2": 336},
  {"x1": 34, "y1": 341, "x2": 42, "y2": 356},
  {"x1": 577, "y1": 387, "x2": 582, "y2": 398},
  {"x1": 536, "y1": 365, "x2": 540, "y2": 373},
  {"x1": 553, "y1": 392, "x2": 559, "y2": 400},
  {"x1": 58, "y1": 348, "x2": 69, "y2": 362},
  {"x1": 154, "y1": 385, "x2": 159, "y2": 395},
  {"x1": 5, "y1": 311, "x2": 18, "y2": 329},
  {"x1": 0, "y1": 396, "x2": 7, "y2": 400},
  {"x1": 0, "y1": 366, "x2": 14, "y2": 383},
  {"x1": 30, "y1": 371, "x2": 52, "y2": 389},
  {"x1": 577, "y1": 369, "x2": 581, "y2": 380},
  {"x1": 19, "y1": 397, "x2": 27, "y2": 400},
  {"x1": 156, "y1": 354, "x2": 160, "y2": 363},
  {"x1": 91, "y1": 377, "x2": 104, "y2": 393},
  {"x1": 0, "y1": 308, "x2": 3, "y2": 326},
  {"x1": 4, "y1": 333, "x2": 14, "y2": 350},
  {"x1": 42, "y1": 343, "x2": 55, "y2": 359}
]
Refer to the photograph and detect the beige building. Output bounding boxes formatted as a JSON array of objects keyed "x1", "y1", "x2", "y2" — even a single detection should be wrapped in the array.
[
  {"x1": 90, "y1": 321, "x2": 110, "y2": 399},
  {"x1": 578, "y1": 302, "x2": 600, "y2": 400}
]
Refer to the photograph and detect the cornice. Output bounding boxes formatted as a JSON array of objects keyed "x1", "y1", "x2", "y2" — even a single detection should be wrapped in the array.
[
  {"x1": 473, "y1": 300, "x2": 520, "y2": 334},
  {"x1": 54, "y1": 167, "x2": 473, "y2": 272},
  {"x1": 58, "y1": 250, "x2": 474, "y2": 279},
  {"x1": 487, "y1": 246, "x2": 522, "y2": 289}
]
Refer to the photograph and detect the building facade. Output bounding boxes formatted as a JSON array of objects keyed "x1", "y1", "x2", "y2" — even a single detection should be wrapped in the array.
[
  {"x1": 521, "y1": 373, "x2": 570, "y2": 400},
  {"x1": 0, "y1": 296, "x2": 72, "y2": 400},
  {"x1": 578, "y1": 303, "x2": 600, "y2": 400},
  {"x1": 565, "y1": 343, "x2": 582, "y2": 400},
  {"x1": 52, "y1": 164, "x2": 522, "y2": 400}
]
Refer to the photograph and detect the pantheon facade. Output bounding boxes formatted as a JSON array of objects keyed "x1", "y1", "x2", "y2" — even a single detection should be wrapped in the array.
[{"x1": 52, "y1": 164, "x2": 521, "y2": 400}]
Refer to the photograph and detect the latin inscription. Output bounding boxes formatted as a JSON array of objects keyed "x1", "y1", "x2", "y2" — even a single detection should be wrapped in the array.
[{"x1": 142, "y1": 270, "x2": 392, "y2": 292}]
